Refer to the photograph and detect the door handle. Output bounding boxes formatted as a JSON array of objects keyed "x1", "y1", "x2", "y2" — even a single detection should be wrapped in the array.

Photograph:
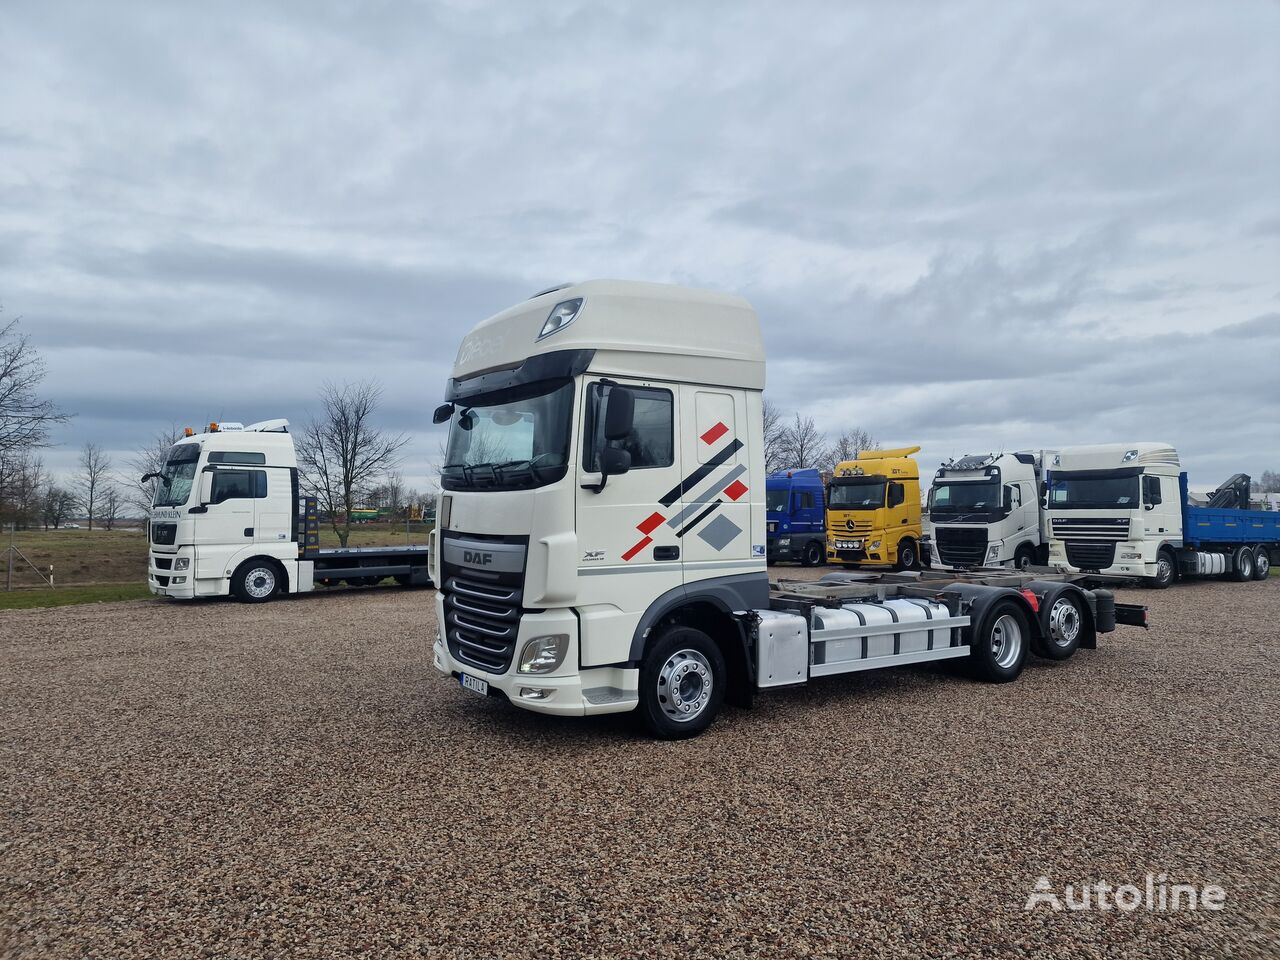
[
  {"x1": 244, "y1": 527, "x2": 254, "y2": 537},
  {"x1": 654, "y1": 546, "x2": 679, "y2": 561}
]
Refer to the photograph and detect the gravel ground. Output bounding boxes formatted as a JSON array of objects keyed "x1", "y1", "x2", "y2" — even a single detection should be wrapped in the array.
[{"x1": 2, "y1": 575, "x2": 1277, "y2": 958}]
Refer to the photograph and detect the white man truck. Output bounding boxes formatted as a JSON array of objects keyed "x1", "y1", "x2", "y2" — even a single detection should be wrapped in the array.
[
  {"x1": 927, "y1": 451, "x2": 1051, "y2": 570},
  {"x1": 429, "y1": 281, "x2": 1147, "y2": 738},
  {"x1": 145, "y1": 420, "x2": 432, "y2": 602},
  {"x1": 1046, "y1": 443, "x2": 1279, "y2": 589}
]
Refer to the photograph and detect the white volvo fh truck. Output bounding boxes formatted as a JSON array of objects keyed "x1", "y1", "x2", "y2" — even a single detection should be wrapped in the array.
[
  {"x1": 429, "y1": 280, "x2": 1146, "y2": 738},
  {"x1": 927, "y1": 451, "x2": 1051, "y2": 570},
  {"x1": 145, "y1": 420, "x2": 432, "y2": 601}
]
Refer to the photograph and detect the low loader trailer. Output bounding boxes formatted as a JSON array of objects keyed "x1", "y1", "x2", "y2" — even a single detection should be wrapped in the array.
[{"x1": 428, "y1": 280, "x2": 1148, "y2": 738}]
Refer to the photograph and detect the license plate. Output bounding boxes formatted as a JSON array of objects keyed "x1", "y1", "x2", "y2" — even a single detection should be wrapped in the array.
[{"x1": 460, "y1": 673, "x2": 489, "y2": 696}]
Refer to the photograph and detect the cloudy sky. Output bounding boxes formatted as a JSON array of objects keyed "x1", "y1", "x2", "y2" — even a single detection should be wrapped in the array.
[{"x1": 2, "y1": 0, "x2": 1277, "y2": 496}]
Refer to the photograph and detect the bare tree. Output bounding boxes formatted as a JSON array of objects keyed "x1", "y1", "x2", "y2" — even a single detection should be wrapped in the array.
[
  {"x1": 826, "y1": 427, "x2": 878, "y2": 473},
  {"x1": 127, "y1": 425, "x2": 184, "y2": 515},
  {"x1": 1259, "y1": 470, "x2": 1280, "y2": 494},
  {"x1": 76, "y1": 441, "x2": 112, "y2": 531},
  {"x1": 0, "y1": 451, "x2": 46, "y2": 528},
  {"x1": 782, "y1": 413, "x2": 828, "y2": 470},
  {"x1": 296, "y1": 380, "x2": 409, "y2": 548},
  {"x1": 762, "y1": 397, "x2": 789, "y2": 475},
  {"x1": 100, "y1": 483, "x2": 123, "y2": 530},
  {"x1": 41, "y1": 483, "x2": 77, "y2": 530},
  {"x1": 1, "y1": 316, "x2": 69, "y2": 460}
]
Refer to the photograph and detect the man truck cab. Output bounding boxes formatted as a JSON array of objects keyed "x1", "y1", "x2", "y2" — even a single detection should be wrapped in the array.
[
  {"x1": 826, "y1": 447, "x2": 923, "y2": 570},
  {"x1": 766, "y1": 468, "x2": 827, "y2": 566},
  {"x1": 929, "y1": 451, "x2": 1050, "y2": 569}
]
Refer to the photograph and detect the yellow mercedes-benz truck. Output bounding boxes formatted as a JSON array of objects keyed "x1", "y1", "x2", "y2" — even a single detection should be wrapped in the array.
[{"x1": 826, "y1": 446, "x2": 924, "y2": 570}]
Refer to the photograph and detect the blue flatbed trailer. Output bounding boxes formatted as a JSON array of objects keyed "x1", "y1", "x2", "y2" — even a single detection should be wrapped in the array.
[{"x1": 1180, "y1": 474, "x2": 1280, "y2": 546}]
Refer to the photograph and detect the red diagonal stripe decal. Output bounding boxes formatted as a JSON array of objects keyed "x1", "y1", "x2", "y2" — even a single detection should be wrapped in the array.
[
  {"x1": 622, "y1": 536, "x2": 652, "y2": 562},
  {"x1": 637, "y1": 511, "x2": 665, "y2": 535},
  {"x1": 700, "y1": 421, "x2": 729, "y2": 445}
]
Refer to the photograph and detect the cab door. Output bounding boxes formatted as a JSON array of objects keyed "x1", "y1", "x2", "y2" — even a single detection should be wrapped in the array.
[
  {"x1": 676, "y1": 387, "x2": 754, "y2": 576},
  {"x1": 192, "y1": 468, "x2": 263, "y2": 578},
  {"x1": 574, "y1": 378, "x2": 683, "y2": 666}
]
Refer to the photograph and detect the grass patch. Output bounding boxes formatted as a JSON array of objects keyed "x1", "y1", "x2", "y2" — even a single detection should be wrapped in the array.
[{"x1": 0, "y1": 581, "x2": 154, "y2": 611}]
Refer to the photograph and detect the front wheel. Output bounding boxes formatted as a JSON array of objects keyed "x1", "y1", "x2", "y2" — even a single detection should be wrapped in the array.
[
  {"x1": 968, "y1": 600, "x2": 1029, "y2": 682},
  {"x1": 801, "y1": 540, "x2": 824, "y2": 567},
  {"x1": 894, "y1": 538, "x2": 918, "y2": 572},
  {"x1": 231, "y1": 560, "x2": 281, "y2": 603},
  {"x1": 1147, "y1": 550, "x2": 1176, "y2": 589},
  {"x1": 1013, "y1": 545, "x2": 1035, "y2": 571},
  {"x1": 637, "y1": 627, "x2": 727, "y2": 739}
]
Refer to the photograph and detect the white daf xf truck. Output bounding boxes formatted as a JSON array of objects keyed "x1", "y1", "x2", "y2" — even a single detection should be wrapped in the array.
[
  {"x1": 428, "y1": 281, "x2": 1147, "y2": 738},
  {"x1": 145, "y1": 420, "x2": 432, "y2": 601},
  {"x1": 1046, "y1": 443, "x2": 1279, "y2": 589},
  {"x1": 927, "y1": 451, "x2": 1051, "y2": 570}
]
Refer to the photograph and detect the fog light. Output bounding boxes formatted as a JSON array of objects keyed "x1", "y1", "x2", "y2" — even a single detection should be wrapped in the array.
[
  {"x1": 518, "y1": 634, "x2": 569, "y2": 674},
  {"x1": 171, "y1": 576, "x2": 187, "y2": 584},
  {"x1": 519, "y1": 687, "x2": 551, "y2": 700},
  {"x1": 174, "y1": 557, "x2": 190, "y2": 571}
]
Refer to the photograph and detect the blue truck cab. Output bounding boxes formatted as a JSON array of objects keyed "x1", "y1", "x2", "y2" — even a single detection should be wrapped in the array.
[{"x1": 766, "y1": 468, "x2": 827, "y2": 566}]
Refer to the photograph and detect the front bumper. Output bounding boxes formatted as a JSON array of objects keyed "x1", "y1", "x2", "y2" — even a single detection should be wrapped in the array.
[
  {"x1": 434, "y1": 598, "x2": 638, "y2": 717},
  {"x1": 1048, "y1": 541, "x2": 1156, "y2": 578},
  {"x1": 148, "y1": 548, "x2": 195, "y2": 598},
  {"x1": 767, "y1": 538, "x2": 801, "y2": 563}
]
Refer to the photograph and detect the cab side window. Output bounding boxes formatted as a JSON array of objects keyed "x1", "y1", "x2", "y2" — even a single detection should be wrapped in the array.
[
  {"x1": 584, "y1": 384, "x2": 674, "y2": 471},
  {"x1": 887, "y1": 482, "x2": 905, "y2": 507},
  {"x1": 1142, "y1": 474, "x2": 1163, "y2": 506},
  {"x1": 796, "y1": 492, "x2": 815, "y2": 510},
  {"x1": 211, "y1": 469, "x2": 268, "y2": 503}
]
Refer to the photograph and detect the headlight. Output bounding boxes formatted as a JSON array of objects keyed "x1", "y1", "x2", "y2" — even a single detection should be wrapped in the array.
[
  {"x1": 1120, "y1": 551, "x2": 1142, "y2": 560},
  {"x1": 778, "y1": 537, "x2": 791, "y2": 546},
  {"x1": 869, "y1": 540, "x2": 880, "y2": 550},
  {"x1": 985, "y1": 545, "x2": 1001, "y2": 563},
  {"x1": 174, "y1": 558, "x2": 190, "y2": 571},
  {"x1": 518, "y1": 634, "x2": 569, "y2": 674}
]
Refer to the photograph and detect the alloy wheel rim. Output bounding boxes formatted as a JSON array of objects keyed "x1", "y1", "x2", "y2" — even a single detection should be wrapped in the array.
[
  {"x1": 246, "y1": 568, "x2": 276, "y2": 599},
  {"x1": 657, "y1": 649, "x2": 713, "y2": 723},
  {"x1": 1048, "y1": 598, "x2": 1081, "y2": 647},
  {"x1": 990, "y1": 614, "x2": 1022, "y2": 669}
]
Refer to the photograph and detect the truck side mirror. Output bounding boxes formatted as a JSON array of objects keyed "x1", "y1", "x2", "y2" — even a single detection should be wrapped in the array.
[
  {"x1": 603, "y1": 386, "x2": 635, "y2": 441},
  {"x1": 432, "y1": 403, "x2": 454, "y2": 424},
  {"x1": 601, "y1": 447, "x2": 631, "y2": 477}
]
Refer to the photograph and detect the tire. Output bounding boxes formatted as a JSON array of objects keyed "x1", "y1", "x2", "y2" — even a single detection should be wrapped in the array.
[
  {"x1": 1147, "y1": 549, "x2": 1176, "y2": 590},
  {"x1": 968, "y1": 600, "x2": 1029, "y2": 682},
  {"x1": 801, "y1": 540, "x2": 824, "y2": 567},
  {"x1": 231, "y1": 559, "x2": 281, "y2": 603},
  {"x1": 1013, "y1": 544, "x2": 1035, "y2": 571},
  {"x1": 1231, "y1": 546, "x2": 1254, "y2": 582},
  {"x1": 1254, "y1": 546, "x2": 1271, "y2": 581},
  {"x1": 1037, "y1": 593, "x2": 1085, "y2": 660},
  {"x1": 637, "y1": 626, "x2": 727, "y2": 739},
  {"x1": 894, "y1": 538, "x2": 918, "y2": 572}
]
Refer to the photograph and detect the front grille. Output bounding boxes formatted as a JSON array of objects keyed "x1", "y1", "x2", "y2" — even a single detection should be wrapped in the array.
[
  {"x1": 836, "y1": 519, "x2": 874, "y2": 535},
  {"x1": 1064, "y1": 541, "x2": 1117, "y2": 570},
  {"x1": 935, "y1": 527, "x2": 988, "y2": 567},
  {"x1": 154, "y1": 557, "x2": 173, "y2": 570},
  {"x1": 150, "y1": 522, "x2": 177, "y2": 545},
  {"x1": 1051, "y1": 517, "x2": 1130, "y2": 540},
  {"x1": 443, "y1": 575, "x2": 522, "y2": 674},
  {"x1": 154, "y1": 575, "x2": 171, "y2": 587}
]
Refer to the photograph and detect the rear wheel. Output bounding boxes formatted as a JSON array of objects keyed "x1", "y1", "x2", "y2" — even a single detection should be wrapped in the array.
[
  {"x1": 637, "y1": 626, "x2": 726, "y2": 739},
  {"x1": 801, "y1": 540, "x2": 824, "y2": 567},
  {"x1": 968, "y1": 600, "x2": 1029, "y2": 682},
  {"x1": 1254, "y1": 546, "x2": 1271, "y2": 580},
  {"x1": 1231, "y1": 546, "x2": 1254, "y2": 582},
  {"x1": 894, "y1": 538, "x2": 918, "y2": 572},
  {"x1": 1037, "y1": 593, "x2": 1085, "y2": 660},
  {"x1": 231, "y1": 559, "x2": 280, "y2": 604}
]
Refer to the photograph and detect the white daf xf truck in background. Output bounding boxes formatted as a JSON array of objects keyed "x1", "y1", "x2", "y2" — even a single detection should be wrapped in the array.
[
  {"x1": 1046, "y1": 443, "x2": 1279, "y2": 589},
  {"x1": 429, "y1": 280, "x2": 1146, "y2": 738},
  {"x1": 927, "y1": 451, "x2": 1051, "y2": 570},
  {"x1": 145, "y1": 420, "x2": 432, "y2": 601}
]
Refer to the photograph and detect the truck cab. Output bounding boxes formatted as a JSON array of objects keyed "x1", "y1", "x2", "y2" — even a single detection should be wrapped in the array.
[
  {"x1": 825, "y1": 447, "x2": 923, "y2": 570},
  {"x1": 765, "y1": 468, "x2": 827, "y2": 566},
  {"x1": 929, "y1": 451, "x2": 1048, "y2": 569}
]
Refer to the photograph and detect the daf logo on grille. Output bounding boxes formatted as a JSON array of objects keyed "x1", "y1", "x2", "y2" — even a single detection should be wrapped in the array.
[
  {"x1": 845, "y1": 518, "x2": 856, "y2": 531},
  {"x1": 464, "y1": 550, "x2": 494, "y2": 566}
]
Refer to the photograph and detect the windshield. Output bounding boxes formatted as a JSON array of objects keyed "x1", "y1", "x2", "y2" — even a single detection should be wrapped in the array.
[
  {"x1": 828, "y1": 478, "x2": 885, "y2": 510},
  {"x1": 931, "y1": 480, "x2": 1000, "y2": 514},
  {"x1": 154, "y1": 443, "x2": 201, "y2": 507},
  {"x1": 766, "y1": 488, "x2": 789, "y2": 513},
  {"x1": 1048, "y1": 473, "x2": 1139, "y2": 509},
  {"x1": 441, "y1": 379, "x2": 575, "y2": 491}
]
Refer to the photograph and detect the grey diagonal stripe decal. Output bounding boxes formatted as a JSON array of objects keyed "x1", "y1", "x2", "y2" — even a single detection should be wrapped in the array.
[
  {"x1": 665, "y1": 464, "x2": 747, "y2": 529},
  {"x1": 658, "y1": 439, "x2": 743, "y2": 507},
  {"x1": 675, "y1": 499, "x2": 722, "y2": 538}
]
